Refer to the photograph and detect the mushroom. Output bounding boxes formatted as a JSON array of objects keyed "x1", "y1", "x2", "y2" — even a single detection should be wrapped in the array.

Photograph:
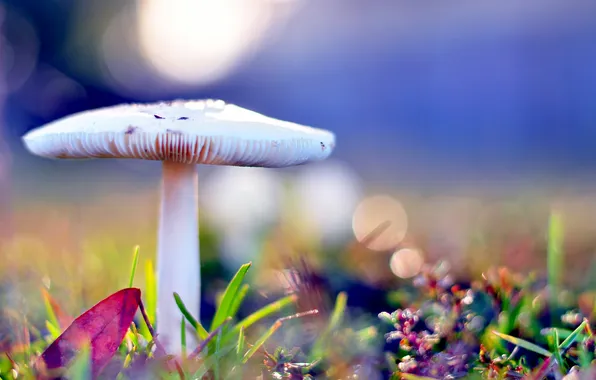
[{"x1": 21, "y1": 99, "x2": 335, "y2": 353}]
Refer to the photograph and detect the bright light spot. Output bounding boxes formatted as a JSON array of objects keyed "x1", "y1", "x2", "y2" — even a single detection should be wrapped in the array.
[
  {"x1": 218, "y1": 227, "x2": 262, "y2": 270},
  {"x1": 100, "y1": 5, "x2": 160, "y2": 99},
  {"x1": 352, "y1": 195, "x2": 408, "y2": 251},
  {"x1": 201, "y1": 166, "x2": 282, "y2": 231},
  {"x1": 137, "y1": 0, "x2": 273, "y2": 84},
  {"x1": 390, "y1": 248, "x2": 424, "y2": 278},
  {"x1": 294, "y1": 161, "x2": 363, "y2": 245},
  {"x1": 201, "y1": 167, "x2": 282, "y2": 269}
]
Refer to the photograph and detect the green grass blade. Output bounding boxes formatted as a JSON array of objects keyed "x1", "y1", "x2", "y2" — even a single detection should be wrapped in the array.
[
  {"x1": 224, "y1": 294, "x2": 296, "y2": 343},
  {"x1": 191, "y1": 344, "x2": 236, "y2": 379},
  {"x1": 236, "y1": 327, "x2": 245, "y2": 360},
  {"x1": 67, "y1": 342, "x2": 91, "y2": 379},
  {"x1": 328, "y1": 292, "x2": 347, "y2": 330},
  {"x1": 174, "y1": 292, "x2": 209, "y2": 340},
  {"x1": 181, "y1": 318, "x2": 187, "y2": 359},
  {"x1": 129, "y1": 322, "x2": 140, "y2": 352},
  {"x1": 224, "y1": 326, "x2": 248, "y2": 380},
  {"x1": 188, "y1": 318, "x2": 231, "y2": 360},
  {"x1": 551, "y1": 329, "x2": 566, "y2": 374},
  {"x1": 580, "y1": 342, "x2": 592, "y2": 368},
  {"x1": 138, "y1": 259, "x2": 157, "y2": 340},
  {"x1": 541, "y1": 328, "x2": 575, "y2": 340},
  {"x1": 242, "y1": 321, "x2": 281, "y2": 363},
  {"x1": 559, "y1": 319, "x2": 588, "y2": 350},
  {"x1": 210, "y1": 263, "x2": 252, "y2": 331},
  {"x1": 41, "y1": 290, "x2": 60, "y2": 335},
  {"x1": 492, "y1": 331, "x2": 552, "y2": 357},
  {"x1": 227, "y1": 284, "x2": 250, "y2": 320},
  {"x1": 504, "y1": 294, "x2": 526, "y2": 333},
  {"x1": 128, "y1": 245, "x2": 140, "y2": 288},
  {"x1": 311, "y1": 292, "x2": 348, "y2": 357},
  {"x1": 213, "y1": 325, "x2": 223, "y2": 380},
  {"x1": 145, "y1": 259, "x2": 157, "y2": 324},
  {"x1": 125, "y1": 247, "x2": 142, "y2": 348},
  {"x1": 45, "y1": 320, "x2": 61, "y2": 340}
]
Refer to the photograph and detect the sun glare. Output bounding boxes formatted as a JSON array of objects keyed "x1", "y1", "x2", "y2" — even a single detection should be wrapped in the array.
[{"x1": 136, "y1": 0, "x2": 273, "y2": 84}]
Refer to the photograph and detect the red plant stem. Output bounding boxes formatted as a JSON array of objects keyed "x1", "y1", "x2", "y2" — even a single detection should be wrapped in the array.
[
  {"x1": 5, "y1": 353, "x2": 16, "y2": 368},
  {"x1": 173, "y1": 360, "x2": 185, "y2": 379},
  {"x1": 138, "y1": 300, "x2": 167, "y2": 356},
  {"x1": 278, "y1": 309, "x2": 319, "y2": 322}
]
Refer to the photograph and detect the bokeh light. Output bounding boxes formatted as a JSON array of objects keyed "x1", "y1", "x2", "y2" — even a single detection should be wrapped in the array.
[
  {"x1": 389, "y1": 248, "x2": 424, "y2": 279},
  {"x1": 201, "y1": 166, "x2": 283, "y2": 268},
  {"x1": 352, "y1": 195, "x2": 408, "y2": 252},
  {"x1": 100, "y1": 4, "x2": 157, "y2": 98},
  {"x1": 217, "y1": 225, "x2": 264, "y2": 270},
  {"x1": 137, "y1": 0, "x2": 273, "y2": 85},
  {"x1": 201, "y1": 166, "x2": 282, "y2": 231},
  {"x1": 294, "y1": 160, "x2": 363, "y2": 245}
]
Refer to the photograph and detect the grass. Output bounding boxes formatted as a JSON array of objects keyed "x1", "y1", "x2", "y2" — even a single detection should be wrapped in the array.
[
  {"x1": 6, "y1": 258, "x2": 596, "y2": 379},
  {"x1": 4, "y1": 199, "x2": 596, "y2": 378}
]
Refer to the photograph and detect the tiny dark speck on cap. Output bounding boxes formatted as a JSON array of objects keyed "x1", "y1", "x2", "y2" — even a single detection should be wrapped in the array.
[
  {"x1": 125, "y1": 126, "x2": 138, "y2": 134},
  {"x1": 154, "y1": 114, "x2": 165, "y2": 119},
  {"x1": 320, "y1": 142, "x2": 326, "y2": 151},
  {"x1": 178, "y1": 117, "x2": 189, "y2": 120}
]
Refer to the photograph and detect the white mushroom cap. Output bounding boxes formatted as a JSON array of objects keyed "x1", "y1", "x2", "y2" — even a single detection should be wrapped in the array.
[{"x1": 22, "y1": 99, "x2": 335, "y2": 167}]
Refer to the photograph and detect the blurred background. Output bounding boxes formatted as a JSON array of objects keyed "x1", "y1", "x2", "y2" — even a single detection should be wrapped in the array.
[{"x1": 2, "y1": 0, "x2": 596, "y2": 325}]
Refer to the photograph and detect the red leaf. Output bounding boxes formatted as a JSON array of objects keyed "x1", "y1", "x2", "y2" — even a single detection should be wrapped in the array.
[{"x1": 37, "y1": 288, "x2": 141, "y2": 378}]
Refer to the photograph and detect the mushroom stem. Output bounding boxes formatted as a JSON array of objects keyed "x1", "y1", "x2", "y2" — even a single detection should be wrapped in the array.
[{"x1": 157, "y1": 160, "x2": 200, "y2": 353}]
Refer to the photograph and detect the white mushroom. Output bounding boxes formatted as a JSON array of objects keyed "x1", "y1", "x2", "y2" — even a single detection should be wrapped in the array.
[{"x1": 22, "y1": 99, "x2": 335, "y2": 353}]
